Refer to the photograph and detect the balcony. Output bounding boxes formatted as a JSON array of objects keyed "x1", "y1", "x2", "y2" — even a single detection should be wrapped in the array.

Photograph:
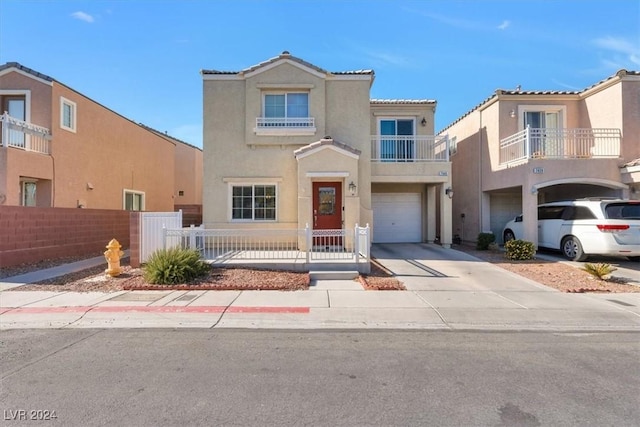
[
  {"x1": 370, "y1": 135, "x2": 451, "y2": 183},
  {"x1": 499, "y1": 127, "x2": 621, "y2": 165},
  {"x1": 254, "y1": 117, "x2": 316, "y2": 136},
  {"x1": 0, "y1": 112, "x2": 51, "y2": 155},
  {"x1": 371, "y1": 135, "x2": 450, "y2": 162}
]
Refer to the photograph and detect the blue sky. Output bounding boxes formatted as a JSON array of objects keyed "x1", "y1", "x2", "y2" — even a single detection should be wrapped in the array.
[{"x1": 1, "y1": 0, "x2": 638, "y2": 148}]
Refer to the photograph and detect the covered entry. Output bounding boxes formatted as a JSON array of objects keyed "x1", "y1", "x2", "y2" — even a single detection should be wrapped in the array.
[{"x1": 372, "y1": 193, "x2": 422, "y2": 243}]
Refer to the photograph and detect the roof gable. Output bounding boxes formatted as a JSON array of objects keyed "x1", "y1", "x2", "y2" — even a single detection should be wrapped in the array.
[
  {"x1": 0, "y1": 62, "x2": 53, "y2": 86},
  {"x1": 294, "y1": 137, "x2": 361, "y2": 160},
  {"x1": 201, "y1": 51, "x2": 374, "y2": 82}
]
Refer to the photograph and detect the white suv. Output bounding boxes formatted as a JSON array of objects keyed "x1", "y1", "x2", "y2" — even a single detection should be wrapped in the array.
[{"x1": 502, "y1": 199, "x2": 640, "y2": 261}]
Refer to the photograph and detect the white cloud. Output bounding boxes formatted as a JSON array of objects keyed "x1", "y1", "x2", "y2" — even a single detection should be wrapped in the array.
[
  {"x1": 593, "y1": 35, "x2": 640, "y2": 67},
  {"x1": 71, "y1": 11, "x2": 95, "y2": 23},
  {"x1": 497, "y1": 20, "x2": 510, "y2": 30}
]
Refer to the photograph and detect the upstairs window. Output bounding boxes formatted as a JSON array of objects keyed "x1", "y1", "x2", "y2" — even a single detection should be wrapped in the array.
[
  {"x1": 379, "y1": 118, "x2": 415, "y2": 161},
  {"x1": 257, "y1": 92, "x2": 314, "y2": 130},
  {"x1": 60, "y1": 97, "x2": 77, "y2": 132}
]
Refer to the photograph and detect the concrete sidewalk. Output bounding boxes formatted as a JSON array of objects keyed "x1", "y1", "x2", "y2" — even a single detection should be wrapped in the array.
[{"x1": 1, "y1": 245, "x2": 640, "y2": 331}]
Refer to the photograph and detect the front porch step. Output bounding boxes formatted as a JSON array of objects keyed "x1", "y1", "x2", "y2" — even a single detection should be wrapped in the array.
[{"x1": 309, "y1": 270, "x2": 360, "y2": 280}]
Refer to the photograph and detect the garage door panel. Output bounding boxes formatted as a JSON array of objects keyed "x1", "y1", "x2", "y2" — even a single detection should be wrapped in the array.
[{"x1": 372, "y1": 193, "x2": 421, "y2": 243}]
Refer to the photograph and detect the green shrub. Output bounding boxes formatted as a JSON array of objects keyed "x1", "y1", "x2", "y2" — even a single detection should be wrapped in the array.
[
  {"x1": 143, "y1": 247, "x2": 210, "y2": 285},
  {"x1": 582, "y1": 263, "x2": 616, "y2": 280},
  {"x1": 504, "y1": 239, "x2": 536, "y2": 260},
  {"x1": 476, "y1": 232, "x2": 496, "y2": 250}
]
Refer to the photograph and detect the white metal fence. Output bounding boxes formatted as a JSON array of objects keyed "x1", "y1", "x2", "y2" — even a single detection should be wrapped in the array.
[
  {"x1": 499, "y1": 127, "x2": 621, "y2": 164},
  {"x1": 371, "y1": 135, "x2": 449, "y2": 162},
  {"x1": 255, "y1": 117, "x2": 315, "y2": 128},
  {"x1": 0, "y1": 112, "x2": 51, "y2": 154},
  {"x1": 163, "y1": 224, "x2": 370, "y2": 265}
]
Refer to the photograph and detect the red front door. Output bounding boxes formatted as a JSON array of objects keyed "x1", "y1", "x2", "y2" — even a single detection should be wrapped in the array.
[{"x1": 312, "y1": 182, "x2": 342, "y2": 247}]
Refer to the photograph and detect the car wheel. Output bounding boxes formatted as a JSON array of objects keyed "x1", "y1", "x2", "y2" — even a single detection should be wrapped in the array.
[
  {"x1": 627, "y1": 256, "x2": 640, "y2": 262},
  {"x1": 503, "y1": 230, "x2": 515, "y2": 243},
  {"x1": 561, "y1": 236, "x2": 588, "y2": 261}
]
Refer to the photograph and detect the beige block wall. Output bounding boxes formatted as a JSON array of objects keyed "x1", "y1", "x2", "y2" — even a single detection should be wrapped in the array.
[{"x1": 49, "y1": 83, "x2": 175, "y2": 210}]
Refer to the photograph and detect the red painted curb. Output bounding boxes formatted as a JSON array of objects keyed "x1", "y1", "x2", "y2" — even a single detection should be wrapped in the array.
[{"x1": 1, "y1": 306, "x2": 310, "y2": 315}]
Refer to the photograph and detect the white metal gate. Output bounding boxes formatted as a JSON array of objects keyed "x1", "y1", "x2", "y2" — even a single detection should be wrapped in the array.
[{"x1": 140, "y1": 211, "x2": 182, "y2": 263}]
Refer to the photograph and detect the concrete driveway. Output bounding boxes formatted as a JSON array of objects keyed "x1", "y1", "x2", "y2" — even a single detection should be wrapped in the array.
[{"x1": 370, "y1": 243, "x2": 554, "y2": 292}]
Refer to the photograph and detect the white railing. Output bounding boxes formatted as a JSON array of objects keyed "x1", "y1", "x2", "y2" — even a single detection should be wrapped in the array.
[
  {"x1": 255, "y1": 117, "x2": 315, "y2": 128},
  {"x1": 371, "y1": 135, "x2": 449, "y2": 162},
  {"x1": 0, "y1": 112, "x2": 51, "y2": 154},
  {"x1": 164, "y1": 223, "x2": 370, "y2": 265},
  {"x1": 499, "y1": 127, "x2": 621, "y2": 164}
]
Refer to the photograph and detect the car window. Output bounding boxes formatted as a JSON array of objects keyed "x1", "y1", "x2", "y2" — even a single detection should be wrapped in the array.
[
  {"x1": 538, "y1": 206, "x2": 565, "y2": 220},
  {"x1": 605, "y1": 202, "x2": 640, "y2": 219},
  {"x1": 563, "y1": 206, "x2": 597, "y2": 220}
]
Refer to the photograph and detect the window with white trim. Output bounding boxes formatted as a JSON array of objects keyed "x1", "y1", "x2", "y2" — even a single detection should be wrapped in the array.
[
  {"x1": 378, "y1": 118, "x2": 415, "y2": 161},
  {"x1": 260, "y1": 92, "x2": 311, "y2": 128},
  {"x1": 60, "y1": 97, "x2": 77, "y2": 132},
  {"x1": 124, "y1": 190, "x2": 145, "y2": 211},
  {"x1": 231, "y1": 184, "x2": 276, "y2": 221}
]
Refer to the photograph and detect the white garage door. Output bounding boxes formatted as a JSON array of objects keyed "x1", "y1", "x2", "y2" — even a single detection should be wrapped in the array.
[{"x1": 372, "y1": 193, "x2": 422, "y2": 243}]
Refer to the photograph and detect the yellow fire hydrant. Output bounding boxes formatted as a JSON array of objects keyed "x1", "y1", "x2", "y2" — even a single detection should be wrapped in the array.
[{"x1": 104, "y1": 238, "x2": 124, "y2": 277}]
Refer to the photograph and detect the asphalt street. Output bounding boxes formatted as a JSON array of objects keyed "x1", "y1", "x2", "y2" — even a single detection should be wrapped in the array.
[{"x1": 2, "y1": 329, "x2": 639, "y2": 426}]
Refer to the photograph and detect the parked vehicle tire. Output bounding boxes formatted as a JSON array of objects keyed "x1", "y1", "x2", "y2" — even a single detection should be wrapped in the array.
[
  {"x1": 503, "y1": 229, "x2": 516, "y2": 243},
  {"x1": 561, "y1": 236, "x2": 588, "y2": 261},
  {"x1": 627, "y1": 256, "x2": 640, "y2": 262}
]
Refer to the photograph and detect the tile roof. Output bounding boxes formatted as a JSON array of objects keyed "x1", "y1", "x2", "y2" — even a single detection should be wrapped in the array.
[
  {"x1": 201, "y1": 51, "x2": 374, "y2": 76},
  {"x1": 293, "y1": 137, "x2": 361, "y2": 157},
  {"x1": 371, "y1": 99, "x2": 436, "y2": 104},
  {"x1": 0, "y1": 62, "x2": 54, "y2": 82},
  {"x1": 439, "y1": 69, "x2": 640, "y2": 134},
  {"x1": 622, "y1": 158, "x2": 640, "y2": 168}
]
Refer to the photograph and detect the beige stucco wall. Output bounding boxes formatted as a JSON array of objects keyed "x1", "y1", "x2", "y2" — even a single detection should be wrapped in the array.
[
  {"x1": 447, "y1": 75, "x2": 637, "y2": 244},
  {"x1": 202, "y1": 60, "x2": 373, "y2": 230},
  {"x1": 174, "y1": 141, "x2": 203, "y2": 205},
  {"x1": 445, "y1": 109, "x2": 483, "y2": 242}
]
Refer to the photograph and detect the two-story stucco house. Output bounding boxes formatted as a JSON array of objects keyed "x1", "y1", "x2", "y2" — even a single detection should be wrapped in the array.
[
  {"x1": 442, "y1": 70, "x2": 640, "y2": 246},
  {"x1": 0, "y1": 62, "x2": 202, "y2": 212},
  {"x1": 201, "y1": 52, "x2": 452, "y2": 248}
]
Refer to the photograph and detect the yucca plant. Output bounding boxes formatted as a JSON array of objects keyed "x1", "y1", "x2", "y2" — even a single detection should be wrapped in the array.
[
  {"x1": 143, "y1": 247, "x2": 210, "y2": 285},
  {"x1": 582, "y1": 263, "x2": 616, "y2": 281}
]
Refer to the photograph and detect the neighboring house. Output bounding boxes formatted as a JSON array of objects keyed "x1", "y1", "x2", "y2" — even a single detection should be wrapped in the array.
[
  {"x1": 0, "y1": 62, "x2": 201, "y2": 213},
  {"x1": 441, "y1": 69, "x2": 640, "y2": 246},
  {"x1": 142, "y1": 125, "x2": 203, "y2": 225},
  {"x1": 201, "y1": 52, "x2": 452, "y2": 247}
]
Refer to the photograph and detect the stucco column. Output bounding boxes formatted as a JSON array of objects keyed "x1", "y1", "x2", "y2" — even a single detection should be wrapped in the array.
[
  {"x1": 440, "y1": 185, "x2": 452, "y2": 248},
  {"x1": 480, "y1": 192, "x2": 491, "y2": 234},
  {"x1": 522, "y1": 185, "x2": 539, "y2": 248},
  {"x1": 426, "y1": 185, "x2": 436, "y2": 243}
]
